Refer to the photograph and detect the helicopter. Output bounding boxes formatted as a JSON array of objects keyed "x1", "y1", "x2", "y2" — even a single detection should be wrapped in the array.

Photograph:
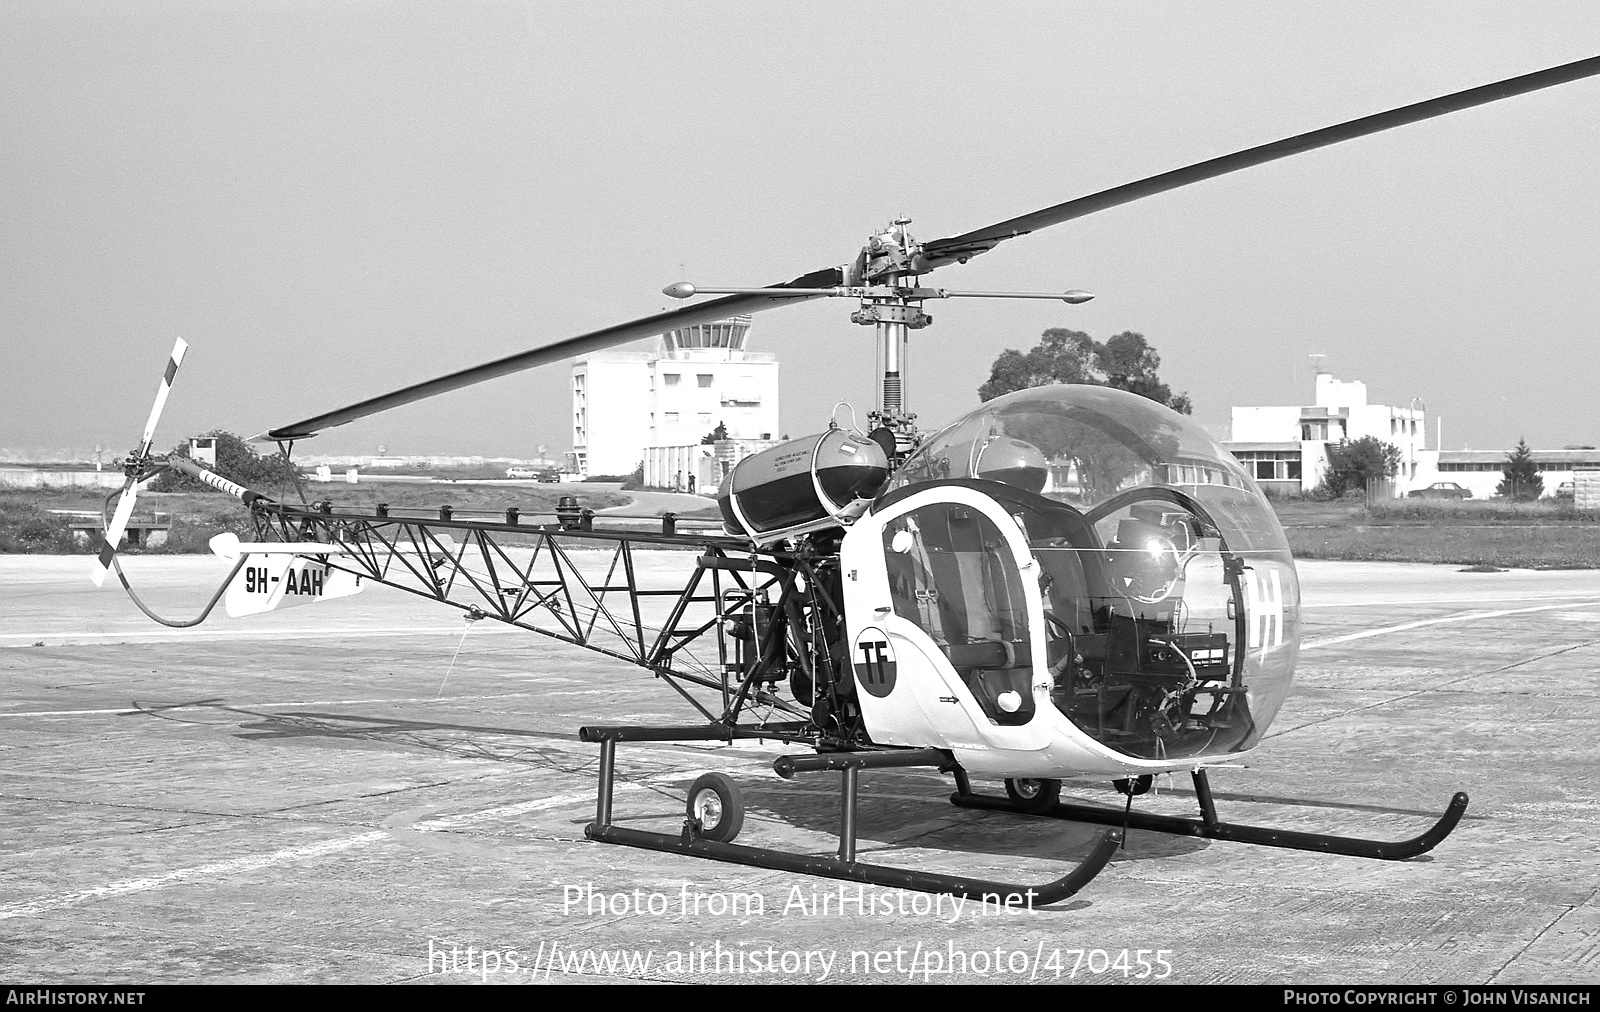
[{"x1": 91, "y1": 53, "x2": 1600, "y2": 903}]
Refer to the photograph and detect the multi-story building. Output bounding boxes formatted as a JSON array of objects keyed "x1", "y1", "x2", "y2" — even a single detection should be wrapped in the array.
[
  {"x1": 1224, "y1": 373, "x2": 1427, "y2": 496},
  {"x1": 1225, "y1": 372, "x2": 1595, "y2": 498},
  {"x1": 571, "y1": 316, "x2": 779, "y2": 486}
]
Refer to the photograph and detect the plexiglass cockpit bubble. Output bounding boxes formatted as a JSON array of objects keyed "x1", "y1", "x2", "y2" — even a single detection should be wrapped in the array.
[{"x1": 886, "y1": 385, "x2": 1300, "y2": 761}]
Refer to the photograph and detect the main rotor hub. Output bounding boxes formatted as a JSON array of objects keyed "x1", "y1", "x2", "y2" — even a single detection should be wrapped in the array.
[{"x1": 853, "y1": 218, "x2": 935, "y2": 286}]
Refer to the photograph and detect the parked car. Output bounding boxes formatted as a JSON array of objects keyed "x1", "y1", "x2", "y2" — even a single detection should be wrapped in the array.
[
  {"x1": 1406, "y1": 482, "x2": 1472, "y2": 500},
  {"x1": 1556, "y1": 481, "x2": 1575, "y2": 500},
  {"x1": 505, "y1": 466, "x2": 538, "y2": 479},
  {"x1": 536, "y1": 468, "x2": 562, "y2": 483}
]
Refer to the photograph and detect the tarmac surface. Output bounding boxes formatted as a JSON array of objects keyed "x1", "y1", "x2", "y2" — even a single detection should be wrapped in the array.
[{"x1": 1, "y1": 553, "x2": 1597, "y2": 985}]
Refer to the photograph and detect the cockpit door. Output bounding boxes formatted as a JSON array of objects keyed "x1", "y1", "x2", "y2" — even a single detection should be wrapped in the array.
[{"x1": 841, "y1": 485, "x2": 1045, "y2": 750}]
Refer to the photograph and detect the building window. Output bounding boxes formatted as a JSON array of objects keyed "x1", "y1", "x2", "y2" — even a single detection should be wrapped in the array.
[
  {"x1": 1233, "y1": 451, "x2": 1303, "y2": 481},
  {"x1": 697, "y1": 374, "x2": 713, "y2": 387},
  {"x1": 664, "y1": 374, "x2": 680, "y2": 387},
  {"x1": 698, "y1": 413, "x2": 713, "y2": 425},
  {"x1": 664, "y1": 412, "x2": 678, "y2": 424},
  {"x1": 1301, "y1": 421, "x2": 1328, "y2": 441}
]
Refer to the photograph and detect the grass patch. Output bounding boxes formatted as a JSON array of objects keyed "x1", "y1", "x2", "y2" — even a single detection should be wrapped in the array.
[
  {"x1": 1284, "y1": 525, "x2": 1600, "y2": 569},
  {"x1": 1364, "y1": 498, "x2": 1600, "y2": 525},
  {"x1": 144, "y1": 502, "x2": 258, "y2": 555},
  {"x1": 347, "y1": 464, "x2": 523, "y2": 480},
  {"x1": 1270, "y1": 497, "x2": 1600, "y2": 567},
  {"x1": 10, "y1": 480, "x2": 1596, "y2": 567},
  {"x1": 0, "y1": 484, "x2": 631, "y2": 555},
  {"x1": 0, "y1": 498, "x2": 83, "y2": 553},
  {"x1": 274, "y1": 483, "x2": 628, "y2": 516}
]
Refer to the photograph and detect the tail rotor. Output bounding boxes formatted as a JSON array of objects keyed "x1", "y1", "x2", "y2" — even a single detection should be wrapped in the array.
[{"x1": 91, "y1": 338, "x2": 188, "y2": 587}]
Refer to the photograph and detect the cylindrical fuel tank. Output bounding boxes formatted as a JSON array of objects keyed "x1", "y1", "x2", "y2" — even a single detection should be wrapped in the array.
[{"x1": 718, "y1": 429, "x2": 891, "y2": 543}]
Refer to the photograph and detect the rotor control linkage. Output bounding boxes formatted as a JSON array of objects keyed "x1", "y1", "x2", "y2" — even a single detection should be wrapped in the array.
[
  {"x1": 579, "y1": 724, "x2": 1120, "y2": 905},
  {"x1": 951, "y1": 768, "x2": 1469, "y2": 861}
]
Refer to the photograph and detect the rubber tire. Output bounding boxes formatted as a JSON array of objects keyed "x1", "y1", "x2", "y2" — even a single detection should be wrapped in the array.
[
  {"x1": 1004, "y1": 777, "x2": 1062, "y2": 815},
  {"x1": 686, "y1": 773, "x2": 745, "y2": 843}
]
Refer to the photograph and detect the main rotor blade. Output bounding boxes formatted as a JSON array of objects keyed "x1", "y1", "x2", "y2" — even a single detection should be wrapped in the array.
[
  {"x1": 262, "y1": 54, "x2": 1600, "y2": 441},
  {"x1": 260, "y1": 268, "x2": 840, "y2": 441},
  {"x1": 922, "y1": 54, "x2": 1600, "y2": 265}
]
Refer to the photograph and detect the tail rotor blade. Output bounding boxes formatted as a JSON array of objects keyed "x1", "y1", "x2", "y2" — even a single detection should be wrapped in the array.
[
  {"x1": 137, "y1": 338, "x2": 188, "y2": 458},
  {"x1": 91, "y1": 481, "x2": 143, "y2": 588}
]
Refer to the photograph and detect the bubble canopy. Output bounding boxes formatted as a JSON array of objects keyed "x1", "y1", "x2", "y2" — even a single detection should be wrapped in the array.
[
  {"x1": 878, "y1": 385, "x2": 1300, "y2": 761},
  {"x1": 894, "y1": 385, "x2": 1292, "y2": 556}
]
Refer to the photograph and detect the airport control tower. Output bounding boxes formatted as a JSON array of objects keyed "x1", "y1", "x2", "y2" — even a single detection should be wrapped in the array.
[{"x1": 571, "y1": 316, "x2": 779, "y2": 481}]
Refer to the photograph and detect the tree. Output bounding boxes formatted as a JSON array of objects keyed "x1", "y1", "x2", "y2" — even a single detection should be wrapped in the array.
[
  {"x1": 1497, "y1": 438, "x2": 1543, "y2": 501},
  {"x1": 978, "y1": 328, "x2": 1098, "y2": 402},
  {"x1": 700, "y1": 421, "x2": 729, "y2": 445},
  {"x1": 978, "y1": 328, "x2": 1192, "y2": 413},
  {"x1": 150, "y1": 431, "x2": 298, "y2": 492},
  {"x1": 1096, "y1": 332, "x2": 1194, "y2": 415},
  {"x1": 1318, "y1": 436, "x2": 1401, "y2": 498}
]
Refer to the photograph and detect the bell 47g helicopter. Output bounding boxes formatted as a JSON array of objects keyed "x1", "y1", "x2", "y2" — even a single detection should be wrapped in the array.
[{"x1": 94, "y1": 54, "x2": 1600, "y2": 903}]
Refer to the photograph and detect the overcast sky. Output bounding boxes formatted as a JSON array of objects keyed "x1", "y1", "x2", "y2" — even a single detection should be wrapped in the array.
[{"x1": 5, "y1": 1, "x2": 1600, "y2": 461}]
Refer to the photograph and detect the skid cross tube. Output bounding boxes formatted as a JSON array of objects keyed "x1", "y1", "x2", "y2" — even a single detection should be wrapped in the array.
[
  {"x1": 951, "y1": 768, "x2": 1468, "y2": 860},
  {"x1": 580, "y1": 727, "x2": 1120, "y2": 904}
]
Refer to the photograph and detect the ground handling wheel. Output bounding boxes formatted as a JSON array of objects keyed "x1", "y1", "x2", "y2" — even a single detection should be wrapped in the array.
[
  {"x1": 685, "y1": 773, "x2": 745, "y2": 843},
  {"x1": 1004, "y1": 777, "x2": 1062, "y2": 815}
]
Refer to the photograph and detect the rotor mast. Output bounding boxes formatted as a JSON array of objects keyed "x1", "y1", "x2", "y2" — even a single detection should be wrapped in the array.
[{"x1": 850, "y1": 219, "x2": 932, "y2": 457}]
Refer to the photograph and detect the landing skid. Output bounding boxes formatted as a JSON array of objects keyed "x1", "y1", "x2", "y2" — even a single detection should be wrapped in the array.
[
  {"x1": 950, "y1": 769, "x2": 1469, "y2": 861},
  {"x1": 580, "y1": 724, "x2": 1121, "y2": 905}
]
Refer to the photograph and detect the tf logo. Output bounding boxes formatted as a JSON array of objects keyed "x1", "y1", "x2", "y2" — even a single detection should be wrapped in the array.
[{"x1": 852, "y1": 628, "x2": 897, "y2": 698}]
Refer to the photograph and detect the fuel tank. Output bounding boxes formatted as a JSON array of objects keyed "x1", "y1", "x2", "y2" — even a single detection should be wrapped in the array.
[{"x1": 718, "y1": 429, "x2": 891, "y2": 543}]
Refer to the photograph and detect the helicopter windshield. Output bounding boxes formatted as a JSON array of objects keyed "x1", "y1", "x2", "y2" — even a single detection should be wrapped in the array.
[{"x1": 886, "y1": 385, "x2": 1300, "y2": 760}]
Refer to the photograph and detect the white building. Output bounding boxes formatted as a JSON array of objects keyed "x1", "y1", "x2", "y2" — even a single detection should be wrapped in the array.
[
  {"x1": 1225, "y1": 373, "x2": 1427, "y2": 496},
  {"x1": 1225, "y1": 372, "x2": 1598, "y2": 498},
  {"x1": 571, "y1": 316, "x2": 779, "y2": 484},
  {"x1": 1422, "y1": 447, "x2": 1600, "y2": 500}
]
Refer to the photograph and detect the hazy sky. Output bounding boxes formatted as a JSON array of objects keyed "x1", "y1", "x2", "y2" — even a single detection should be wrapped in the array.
[{"x1": 5, "y1": 2, "x2": 1600, "y2": 460}]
